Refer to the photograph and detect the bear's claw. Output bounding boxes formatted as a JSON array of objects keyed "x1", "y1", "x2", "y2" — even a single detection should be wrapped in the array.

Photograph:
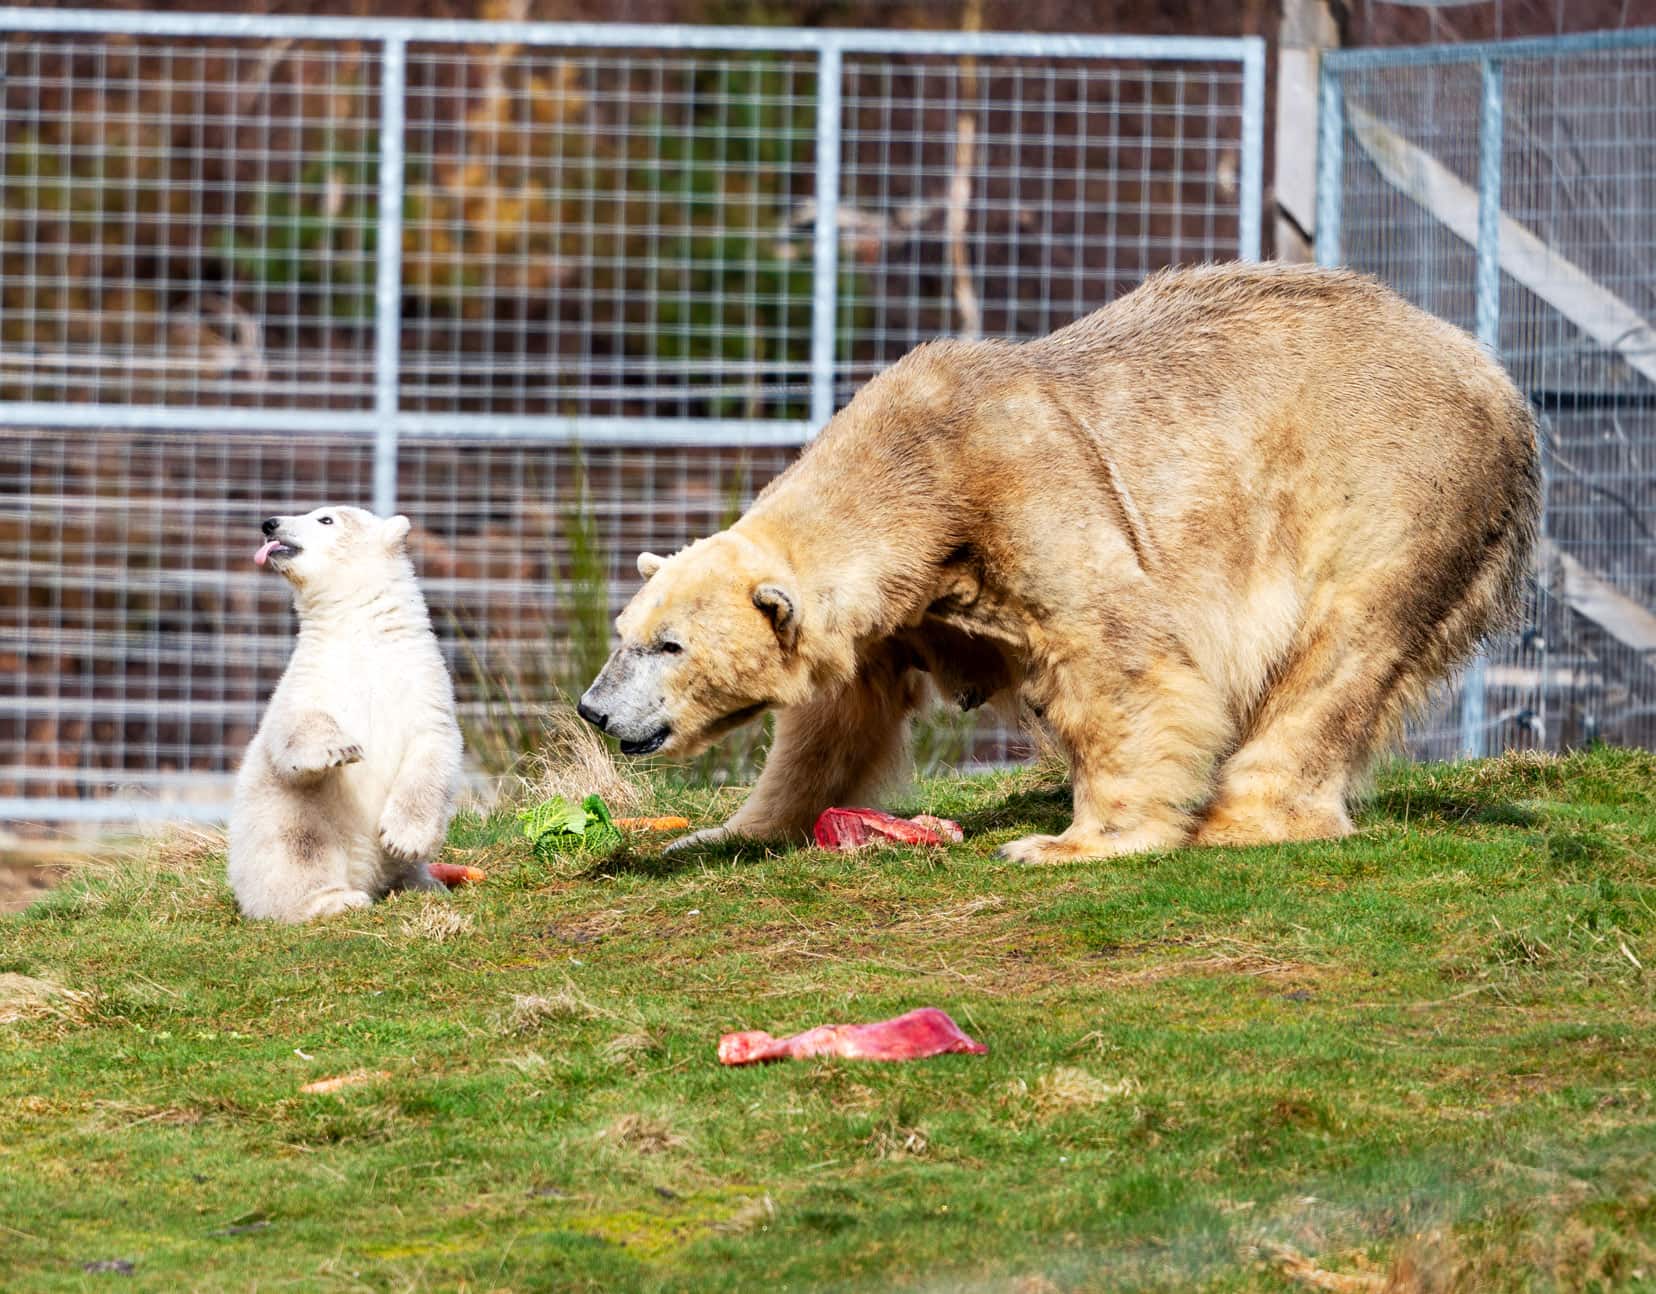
[
  {"x1": 281, "y1": 740, "x2": 363, "y2": 779},
  {"x1": 663, "y1": 824, "x2": 737, "y2": 854}
]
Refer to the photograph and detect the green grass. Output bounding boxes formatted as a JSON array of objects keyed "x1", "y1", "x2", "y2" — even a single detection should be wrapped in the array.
[{"x1": 3, "y1": 748, "x2": 1654, "y2": 1292}]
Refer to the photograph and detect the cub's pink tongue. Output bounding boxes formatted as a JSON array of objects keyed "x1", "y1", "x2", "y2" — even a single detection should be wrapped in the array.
[{"x1": 254, "y1": 538, "x2": 282, "y2": 567}]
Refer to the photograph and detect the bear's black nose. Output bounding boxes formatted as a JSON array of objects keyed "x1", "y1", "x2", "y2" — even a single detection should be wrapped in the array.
[
  {"x1": 261, "y1": 517, "x2": 281, "y2": 535},
  {"x1": 576, "y1": 700, "x2": 609, "y2": 732}
]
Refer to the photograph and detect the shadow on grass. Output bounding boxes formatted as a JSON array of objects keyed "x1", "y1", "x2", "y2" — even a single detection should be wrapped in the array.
[
  {"x1": 577, "y1": 836, "x2": 783, "y2": 879},
  {"x1": 1362, "y1": 787, "x2": 1540, "y2": 829},
  {"x1": 953, "y1": 783, "x2": 1073, "y2": 838}
]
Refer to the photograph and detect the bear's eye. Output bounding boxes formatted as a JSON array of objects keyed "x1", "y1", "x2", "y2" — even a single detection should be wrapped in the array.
[
  {"x1": 659, "y1": 639, "x2": 683, "y2": 655},
  {"x1": 319, "y1": 515, "x2": 334, "y2": 526}
]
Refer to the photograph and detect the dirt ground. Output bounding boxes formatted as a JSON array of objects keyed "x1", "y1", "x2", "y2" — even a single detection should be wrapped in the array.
[{"x1": 0, "y1": 859, "x2": 69, "y2": 915}]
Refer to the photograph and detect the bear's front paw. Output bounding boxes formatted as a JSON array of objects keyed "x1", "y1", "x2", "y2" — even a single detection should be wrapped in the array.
[
  {"x1": 280, "y1": 739, "x2": 363, "y2": 780},
  {"x1": 378, "y1": 815, "x2": 441, "y2": 863},
  {"x1": 663, "y1": 824, "x2": 736, "y2": 854},
  {"x1": 319, "y1": 739, "x2": 364, "y2": 769},
  {"x1": 998, "y1": 823, "x2": 1183, "y2": 865},
  {"x1": 997, "y1": 833, "x2": 1079, "y2": 865}
]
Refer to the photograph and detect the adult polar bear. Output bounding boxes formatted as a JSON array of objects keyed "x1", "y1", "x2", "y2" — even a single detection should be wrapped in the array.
[{"x1": 580, "y1": 263, "x2": 1540, "y2": 863}]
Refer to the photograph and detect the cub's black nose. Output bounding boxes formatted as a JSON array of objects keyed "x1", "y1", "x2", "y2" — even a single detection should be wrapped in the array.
[
  {"x1": 261, "y1": 517, "x2": 280, "y2": 535},
  {"x1": 576, "y1": 700, "x2": 608, "y2": 732}
]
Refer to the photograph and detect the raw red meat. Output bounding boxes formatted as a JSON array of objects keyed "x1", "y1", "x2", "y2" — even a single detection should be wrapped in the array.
[
  {"x1": 812, "y1": 807, "x2": 964, "y2": 851},
  {"x1": 717, "y1": 1007, "x2": 987, "y2": 1065}
]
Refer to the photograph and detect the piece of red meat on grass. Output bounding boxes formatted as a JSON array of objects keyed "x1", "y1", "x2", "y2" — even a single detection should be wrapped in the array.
[
  {"x1": 812, "y1": 807, "x2": 964, "y2": 850},
  {"x1": 718, "y1": 1007, "x2": 987, "y2": 1065}
]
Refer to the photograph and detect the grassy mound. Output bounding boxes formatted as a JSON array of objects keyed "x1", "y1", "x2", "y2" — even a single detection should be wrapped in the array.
[{"x1": 3, "y1": 749, "x2": 1653, "y2": 1291}]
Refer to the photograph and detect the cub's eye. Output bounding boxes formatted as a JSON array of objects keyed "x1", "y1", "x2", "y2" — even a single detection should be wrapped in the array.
[
  {"x1": 660, "y1": 640, "x2": 683, "y2": 655},
  {"x1": 319, "y1": 516, "x2": 334, "y2": 526}
]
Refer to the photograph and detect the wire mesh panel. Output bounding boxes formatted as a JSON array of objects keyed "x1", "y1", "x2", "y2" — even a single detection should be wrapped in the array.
[
  {"x1": 400, "y1": 46, "x2": 820, "y2": 422},
  {"x1": 837, "y1": 54, "x2": 1251, "y2": 400},
  {"x1": 0, "y1": 427, "x2": 375, "y2": 815},
  {"x1": 0, "y1": 39, "x2": 383, "y2": 412},
  {"x1": 1322, "y1": 31, "x2": 1656, "y2": 757},
  {"x1": 0, "y1": 11, "x2": 1264, "y2": 822}
]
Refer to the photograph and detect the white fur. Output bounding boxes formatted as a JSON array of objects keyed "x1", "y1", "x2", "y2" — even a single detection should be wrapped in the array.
[{"x1": 228, "y1": 506, "x2": 463, "y2": 923}]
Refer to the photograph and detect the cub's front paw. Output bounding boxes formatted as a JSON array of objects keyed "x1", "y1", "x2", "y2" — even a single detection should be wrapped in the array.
[
  {"x1": 280, "y1": 739, "x2": 363, "y2": 780},
  {"x1": 378, "y1": 815, "x2": 442, "y2": 863}
]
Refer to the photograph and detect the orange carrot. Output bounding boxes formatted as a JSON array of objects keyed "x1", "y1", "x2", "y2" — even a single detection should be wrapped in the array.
[
  {"x1": 429, "y1": 862, "x2": 486, "y2": 887},
  {"x1": 614, "y1": 816, "x2": 692, "y2": 832}
]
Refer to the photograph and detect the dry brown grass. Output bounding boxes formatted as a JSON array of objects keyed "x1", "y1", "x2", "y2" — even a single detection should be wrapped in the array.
[
  {"x1": 505, "y1": 986, "x2": 607, "y2": 1034},
  {"x1": 147, "y1": 824, "x2": 229, "y2": 877},
  {"x1": 0, "y1": 972, "x2": 94, "y2": 1025},
  {"x1": 515, "y1": 702, "x2": 646, "y2": 813},
  {"x1": 91, "y1": 1100, "x2": 204, "y2": 1128},
  {"x1": 713, "y1": 1194, "x2": 777, "y2": 1234},
  {"x1": 398, "y1": 900, "x2": 473, "y2": 942},
  {"x1": 865, "y1": 1116, "x2": 929, "y2": 1159},
  {"x1": 599, "y1": 1112, "x2": 688, "y2": 1155},
  {"x1": 1259, "y1": 1241, "x2": 1389, "y2": 1292},
  {"x1": 1025, "y1": 1066, "x2": 1136, "y2": 1116},
  {"x1": 601, "y1": 1031, "x2": 660, "y2": 1064}
]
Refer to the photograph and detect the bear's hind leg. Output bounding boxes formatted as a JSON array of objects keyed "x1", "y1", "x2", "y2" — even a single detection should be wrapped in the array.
[
  {"x1": 297, "y1": 885, "x2": 376, "y2": 921},
  {"x1": 268, "y1": 818, "x2": 375, "y2": 922},
  {"x1": 1194, "y1": 614, "x2": 1401, "y2": 848},
  {"x1": 1000, "y1": 641, "x2": 1230, "y2": 865}
]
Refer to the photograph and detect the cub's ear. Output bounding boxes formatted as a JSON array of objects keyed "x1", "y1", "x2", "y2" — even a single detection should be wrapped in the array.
[
  {"x1": 381, "y1": 514, "x2": 412, "y2": 548},
  {"x1": 636, "y1": 551, "x2": 665, "y2": 579},
  {"x1": 752, "y1": 583, "x2": 798, "y2": 652}
]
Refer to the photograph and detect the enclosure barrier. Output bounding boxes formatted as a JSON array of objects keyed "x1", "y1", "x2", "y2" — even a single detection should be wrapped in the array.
[
  {"x1": 1317, "y1": 27, "x2": 1656, "y2": 759},
  {"x1": 0, "y1": 8, "x2": 1265, "y2": 821}
]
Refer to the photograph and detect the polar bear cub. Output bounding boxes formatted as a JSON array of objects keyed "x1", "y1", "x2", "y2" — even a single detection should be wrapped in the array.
[{"x1": 229, "y1": 506, "x2": 463, "y2": 922}]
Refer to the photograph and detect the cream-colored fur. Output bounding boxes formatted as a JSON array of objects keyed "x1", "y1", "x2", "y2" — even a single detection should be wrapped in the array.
[
  {"x1": 228, "y1": 506, "x2": 463, "y2": 920},
  {"x1": 580, "y1": 263, "x2": 1541, "y2": 863}
]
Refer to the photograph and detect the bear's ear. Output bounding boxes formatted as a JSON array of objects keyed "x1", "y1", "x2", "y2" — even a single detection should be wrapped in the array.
[
  {"x1": 381, "y1": 514, "x2": 412, "y2": 549},
  {"x1": 636, "y1": 551, "x2": 665, "y2": 579},
  {"x1": 752, "y1": 583, "x2": 798, "y2": 652}
]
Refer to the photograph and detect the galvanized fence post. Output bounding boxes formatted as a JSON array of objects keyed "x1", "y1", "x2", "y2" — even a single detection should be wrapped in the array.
[
  {"x1": 373, "y1": 34, "x2": 408, "y2": 518},
  {"x1": 1314, "y1": 53, "x2": 1345, "y2": 268},
  {"x1": 808, "y1": 42, "x2": 843, "y2": 433},
  {"x1": 1459, "y1": 56, "x2": 1505, "y2": 759},
  {"x1": 1238, "y1": 36, "x2": 1266, "y2": 262}
]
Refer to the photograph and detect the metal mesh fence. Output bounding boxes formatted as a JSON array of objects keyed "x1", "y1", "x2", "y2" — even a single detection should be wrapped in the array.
[
  {"x1": 1321, "y1": 30, "x2": 1656, "y2": 758},
  {"x1": 0, "y1": 39, "x2": 384, "y2": 412},
  {"x1": 834, "y1": 54, "x2": 1250, "y2": 400},
  {"x1": 0, "y1": 10, "x2": 1265, "y2": 822}
]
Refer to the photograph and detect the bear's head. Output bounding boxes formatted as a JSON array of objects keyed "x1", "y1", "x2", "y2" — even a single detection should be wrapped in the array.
[
  {"x1": 254, "y1": 506, "x2": 412, "y2": 596},
  {"x1": 578, "y1": 532, "x2": 808, "y2": 758}
]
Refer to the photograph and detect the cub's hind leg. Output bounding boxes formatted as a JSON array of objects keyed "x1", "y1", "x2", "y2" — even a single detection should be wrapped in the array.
[{"x1": 233, "y1": 807, "x2": 375, "y2": 923}]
